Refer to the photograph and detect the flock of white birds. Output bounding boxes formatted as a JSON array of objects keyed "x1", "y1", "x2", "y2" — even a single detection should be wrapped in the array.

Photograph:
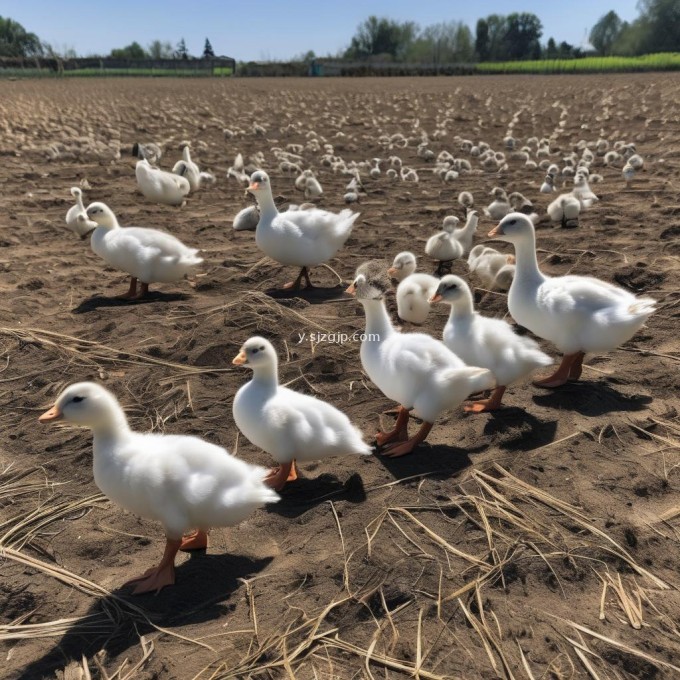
[{"x1": 36, "y1": 108, "x2": 656, "y2": 594}]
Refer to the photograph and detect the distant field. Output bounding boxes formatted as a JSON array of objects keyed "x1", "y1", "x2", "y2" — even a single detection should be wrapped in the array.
[
  {"x1": 2, "y1": 53, "x2": 680, "y2": 78},
  {"x1": 0, "y1": 66, "x2": 233, "y2": 77},
  {"x1": 477, "y1": 52, "x2": 680, "y2": 74}
]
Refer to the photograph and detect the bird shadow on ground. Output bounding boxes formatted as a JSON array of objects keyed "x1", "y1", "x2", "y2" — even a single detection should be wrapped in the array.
[
  {"x1": 72, "y1": 292, "x2": 188, "y2": 314},
  {"x1": 373, "y1": 442, "x2": 477, "y2": 483},
  {"x1": 532, "y1": 380, "x2": 653, "y2": 416},
  {"x1": 481, "y1": 407, "x2": 559, "y2": 452},
  {"x1": 266, "y1": 472, "x2": 367, "y2": 519},
  {"x1": 265, "y1": 285, "x2": 350, "y2": 304},
  {"x1": 14, "y1": 552, "x2": 272, "y2": 680}
]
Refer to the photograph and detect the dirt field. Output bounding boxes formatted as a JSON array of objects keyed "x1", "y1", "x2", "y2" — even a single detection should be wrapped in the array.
[{"x1": 0, "y1": 74, "x2": 679, "y2": 679}]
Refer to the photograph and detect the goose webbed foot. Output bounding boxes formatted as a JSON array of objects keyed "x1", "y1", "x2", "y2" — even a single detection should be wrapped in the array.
[
  {"x1": 264, "y1": 460, "x2": 298, "y2": 491},
  {"x1": 533, "y1": 352, "x2": 584, "y2": 388},
  {"x1": 464, "y1": 386, "x2": 506, "y2": 413},
  {"x1": 381, "y1": 422, "x2": 433, "y2": 458}
]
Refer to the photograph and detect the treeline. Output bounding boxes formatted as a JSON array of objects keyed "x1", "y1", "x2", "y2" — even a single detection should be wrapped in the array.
[
  {"x1": 0, "y1": 18, "x2": 219, "y2": 60},
  {"x1": 342, "y1": 0, "x2": 679, "y2": 64},
  {"x1": 589, "y1": 1, "x2": 679, "y2": 56}
]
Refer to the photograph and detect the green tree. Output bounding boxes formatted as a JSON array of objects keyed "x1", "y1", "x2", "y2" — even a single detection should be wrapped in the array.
[
  {"x1": 0, "y1": 15, "x2": 43, "y2": 57},
  {"x1": 202, "y1": 38, "x2": 215, "y2": 58},
  {"x1": 589, "y1": 10, "x2": 622, "y2": 55},
  {"x1": 545, "y1": 37, "x2": 558, "y2": 58},
  {"x1": 110, "y1": 41, "x2": 147, "y2": 59},
  {"x1": 503, "y1": 12, "x2": 543, "y2": 59},
  {"x1": 409, "y1": 21, "x2": 473, "y2": 63},
  {"x1": 475, "y1": 18, "x2": 489, "y2": 60},
  {"x1": 148, "y1": 40, "x2": 174, "y2": 59},
  {"x1": 175, "y1": 37, "x2": 189, "y2": 60},
  {"x1": 345, "y1": 16, "x2": 417, "y2": 60},
  {"x1": 637, "y1": 0, "x2": 680, "y2": 52}
]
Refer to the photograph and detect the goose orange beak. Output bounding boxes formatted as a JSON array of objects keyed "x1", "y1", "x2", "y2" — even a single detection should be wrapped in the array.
[
  {"x1": 488, "y1": 223, "x2": 503, "y2": 237},
  {"x1": 247, "y1": 182, "x2": 260, "y2": 191},
  {"x1": 232, "y1": 350, "x2": 247, "y2": 365},
  {"x1": 387, "y1": 267, "x2": 398, "y2": 276},
  {"x1": 39, "y1": 405, "x2": 62, "y2": 423},
  {"x1": 345, "y1": 283, "x2": 356, "y2": 295},
  {"x1": 429, "y1": 293, "x2": 442, "y2": 303}
]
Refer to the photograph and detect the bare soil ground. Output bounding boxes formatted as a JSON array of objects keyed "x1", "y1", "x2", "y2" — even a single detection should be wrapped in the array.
[{"x1": 0, "y1": 75, "x2": 679, "y2": 680}]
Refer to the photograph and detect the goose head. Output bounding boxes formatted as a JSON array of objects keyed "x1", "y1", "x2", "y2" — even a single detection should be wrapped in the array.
[
  {"x1": 247, "y1": 170, "x2": 271, "y2": 196},
  {"x1": 86, "y1": 202, "x2": 118, "y2": 229},
  {"x1": 442, "y1": 216, "x2": 459, "y2": 233},
  {"x1": 232, "y1": 336, "x2": 277, "y2": 369},
  {"x1": 174, "y1": 161, "x2": 188, "y2": 177},
  {"x1": 429, "y1": 275, "x2": 470, "y2": 305},
  {"x1": 39, "y1": 382, "x2": 119, "y2": 429},
  {"x1": 346, "y1": 260, "x2": 391, "y2": 300},
  {"x1": 488, "y1": 212, "x2": 534, "y2": 242},
  {"x1": 70, "y1": 187, "x2": 82, "y2": 200},
  {"x1": 388, "y1": 252, "x2": 417, "y2": 281}
]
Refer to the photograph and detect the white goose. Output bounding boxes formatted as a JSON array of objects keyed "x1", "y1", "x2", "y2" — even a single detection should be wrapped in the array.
[
  {"x1": 425, "y1": 216, "x2": 464, "y2": 275},
  {"x1": 247, "y1": 170, "x2": 359, "y2": 289},
  {"x1": 347, "y1": 261, "x2": 494, "y2": 457},
  {"x1": 489, "y1": 213, "x2": 656, "y2": 387},
  {"x1": 65, "y1": 187, "x2": 97, "y2": 239},
  {"x1": 431, "y1": 275, "x2": 552, "y2": 411},
  {"x1": 467, "y1": 245, "x2": 515, "y2": 291},
  {"x1": 173, "y1": 146, "x2": 215, "y2": 191},
  {"x1": 136, "y1": 159, "x2": 190, "y2": 206},
  {"x1": 85, "y1": 202, "x2": 203, "y2": 299},
  {"x1": 39, "y1": 382, "x2": 278, "y2": 594},
  {"x1": 388, "y1": 253, "x2": 439, "y2": 325},
  {"x1": 232, "y1": 337, "x2": 371, "y2": 490}
]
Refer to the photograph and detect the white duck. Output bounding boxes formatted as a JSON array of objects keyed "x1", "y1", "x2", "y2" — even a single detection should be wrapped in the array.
[
  {"x1": 135, "y1": 159, "x2": 190, "y2": 206},
  {"x1": 85, "y1": 202, "x2": 203, "y2": 299},
  {"x1": 485, "y1": 188, "x2": 511, "y2": 220},
  {"x1": 388, "y1": 251, "x2": 418, "y2": 282},
  {"x1": 388, "y1": 252, "x2": 439, "y2": 324},
  {"x1": 547, "y1": 194, "x2": 580, "y2": 228},
  {"x1": 172, "y1": 146, "x2": 215, "y2": 191},
  {"x1": 232, "y1": 337, "x2": 371, "y2": 490},
  {"x1": 65, "y1": 187, "x2": 97, "y2": 239},
  {"x1": 467, "y1": 245, "x2": 515, "y2": 290},
  {"x1": 452, "y1": 210, "x2": 479, "y2": 255},
  {"x1": 489, "y1": 213, "x2": 656, "y2": 387},
  {"x1": 247, "y1": 170, "x2": 359, "y2": 289},
  {"x1": 425, "y1": 216, "x2": 464, "y2": 275},
  {"x1": 233, "y1": 205, "x2": 260, "y2": 231},
  {"x1": 346, "y1": 261, "x2": 494, "y2": 457},
  {"x1": 431, "y1": 276, "x2": 552, "y2": 411},
  {"x1": 39, "y1": 382, "x2": 278, "y2": 594}
]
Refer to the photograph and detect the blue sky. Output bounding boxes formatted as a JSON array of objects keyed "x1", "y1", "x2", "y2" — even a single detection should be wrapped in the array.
[{"x1": 6, "y1": 1, "x2": 640, "y2": 60}]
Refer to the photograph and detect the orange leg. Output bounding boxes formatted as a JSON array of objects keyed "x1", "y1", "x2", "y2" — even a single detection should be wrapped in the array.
[
  {"x1": 465, "y1": 385, "x2": 506, "y2": 413},
  {"x1": 125, "y1": 537, "x2": 181, "y2": 595},
  {"x1": 117, "y1": 277, "x2": 138, "y2": 300},
  {"x1": 533, "y1": 353, "x2": 581, "y2": 388},
  {"x1": 568, "y1": 352, "x2": 585, "y2": 381},
  {"x1": 381, "y1": 422, "x2": 433, "y2": 458},
  {"x1": 180, "y1": 529, "x2": 209, "y2": 552},
  {"x1": 265, "y1": 460, "x2": 298, "y2": 491},
  {"x1": 283, "y1": 267, "x2": 314, "y2": 290},
  {"x1": 376, "y1": 406, "x2": 410, "y2": 447}
]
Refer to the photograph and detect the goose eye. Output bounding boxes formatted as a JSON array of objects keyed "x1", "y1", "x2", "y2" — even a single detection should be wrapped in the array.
[
  {"x1": 72, "y1": 396, "x2": 85, "y2": 403},
  {"x1": 251, "y1": 348, "x2": 259, "y2": 355},
  {"x1": 509, "y1": 220, "x2": 516, "y2": 226}
]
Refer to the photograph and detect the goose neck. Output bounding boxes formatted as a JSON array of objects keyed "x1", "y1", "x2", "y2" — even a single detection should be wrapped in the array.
[{"x1": 360, "y1": 299, "x2": 393, "y2": 340}]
